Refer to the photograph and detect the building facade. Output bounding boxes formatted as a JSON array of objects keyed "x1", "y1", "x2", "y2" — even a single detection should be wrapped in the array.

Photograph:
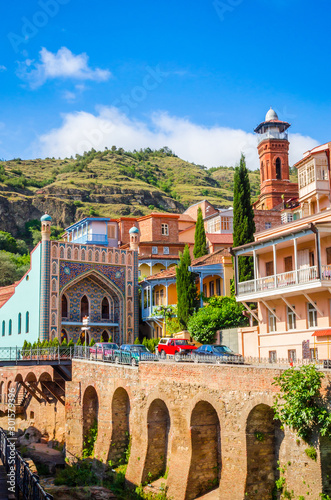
[{"x1": 0, "y1": 215, "x2": 139, "y2": 347}]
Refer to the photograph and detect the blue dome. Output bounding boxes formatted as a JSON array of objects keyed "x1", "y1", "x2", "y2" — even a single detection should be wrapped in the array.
[
  {"x1": 129, "y1": 226, "x2": 139, "y2": 234},
  {"x1": 40, "y1": 213, "x2": 52, "y2": 222}
]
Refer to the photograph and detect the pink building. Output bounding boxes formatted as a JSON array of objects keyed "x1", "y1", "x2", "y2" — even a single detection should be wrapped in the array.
[{"x1": 233, "y1": 142, "x2": 331, "y2": 363}]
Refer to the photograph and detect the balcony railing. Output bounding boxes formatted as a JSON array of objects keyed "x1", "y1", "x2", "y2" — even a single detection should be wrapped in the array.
[
  {"x1": 238, "y1": 265, "x2": 318, "y2": 295},
  {"x1": 257, "y1": 131, "x2": 288, "y2": 144},
  {"x1": 71, "y1": 234, "x2": 108, "y2": 245}
]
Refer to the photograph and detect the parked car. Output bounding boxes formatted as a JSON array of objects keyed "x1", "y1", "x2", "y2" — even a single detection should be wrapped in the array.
[
  {"x1": 89, "y1": 342, "x2": 119, "y2": 360},
  {"x1": 114, "y1": 344, "x2": 157, "y2": 366},
  {"x1": 191, "y1": 344, "x2": 244, "y2": 364},
  {"x1": 157, "y1": 338, "x2": 198, "y2": 361}
]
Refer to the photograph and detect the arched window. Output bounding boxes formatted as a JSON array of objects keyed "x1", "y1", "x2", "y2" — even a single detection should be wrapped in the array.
[
  {"x1": 61, "y1": 329, "x2": 68, "y2": 343},
  {"x1": 60, "y1": 247, "x2": 64, "y2": 259},
  {"x1": 121, "y1": 253, "x2": 125, "y2": 264},
  {"x1": 67, "y1": 247, "x2": 72, "y2": 259},
  {"x1": 62, "y1": 295, "x2": 68, "y2": 319},
  {"x1": 9, "y1": 320, "x2": 12, "y2": 336},
  {"x1": 81, "y1": 249, "x2": 86, "y2": 261},
  {"x1": 101, "y1": 297, "x2": 110, "y2": 319},
  {"x1": 95, "y1": 251, "x2": 99, "y2": 262},
  {"x1": 26, "y1": 312, "x2": 29, "y2": 333},
  {"x1": 101, "y1": 330, "x2": 109, "y2": 342},
  {"x1": 127, "y1": 284, "x2": 132, "y2": 296},
  {"x1": 128, "y1": 269, "x2": 132, "y2": 280},
  {"x1": 102, "y1": 251, "x2": 106, "y2": 263},
  {"x1": 115, "y1": 252, "x2": 119, "y2": 264},
  {"x1": 2, "y1": 321, "x2": 5, "y2": 336},
  {"x1": 81, "y1": 296, "x2": 89, "y2": 320},
  {"x1": 88, "y1": 250, "x2": 93, "y2": 261},
  {"x1": 52, "y1": 262, "x2": 57, "y2": 274},
  {"x1": 276, "y1": 158, "x2": 281, "y2": 180},
  {"x1": 18, "y1": 313, "x2": 21, "y2": 334},
  {"x1": 74, "y1": 248, "x2": 79, "y2": 260}
]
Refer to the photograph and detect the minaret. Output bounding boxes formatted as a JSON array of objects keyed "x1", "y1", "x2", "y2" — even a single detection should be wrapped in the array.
[
  {"x1": 129, "y1": 225, "x2": 140, "y2": 251},
  {"x1": 39, "y1": 213, "x2": 52, "y2": 342},
  {"x1": 254, "y1": 107, "x2": 298, "y2": 210}
]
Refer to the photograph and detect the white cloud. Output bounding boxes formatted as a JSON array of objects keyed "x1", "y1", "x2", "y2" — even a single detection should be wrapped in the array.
[
  {"x1": 17, "y1": 47, "x2": 111, "y2": 89},
  {"x1": 35, "y1": 107, "x2": 319, "y2": 169},
  {"x1": 0, "y1": 65, "x2": 7, "y2": 71}
]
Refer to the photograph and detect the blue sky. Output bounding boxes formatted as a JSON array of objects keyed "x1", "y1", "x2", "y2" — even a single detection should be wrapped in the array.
[{"x1": 0, "y1": 0, "x2": 330, "y2": 168}]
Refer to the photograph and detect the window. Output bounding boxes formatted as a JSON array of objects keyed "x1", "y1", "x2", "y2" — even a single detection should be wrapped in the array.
[
  {"x1": 265, "y1": 222, "x2": 272, "y2": 230},
  {"x1": 207, "y1": 217, "x2": 220, "y2": 233},
  {"x1": 288, "y1": 349, "x2": 297, "y2": 363},
  {"x1": 107, "y1": 224, "x2": 116, "y2": 239},
  {"x1": 9, "y1": 320, "x2": 12, "y2": 336},
  {"x1": 26, "y1": 312, "x2": 29, "y2": 333},
  {"x1": 310, "y1": 348, "x2": 318, "y2": 361},
  {"x1": 284, "y1": 256, "x2": 293, "y2": 272},
  {"x1": 161, "y1": 224, "x2": 169, "y2": 236},
  {"x1": 163, "y1": 247, "x2": 169, "y2": 255},
  {"x1": 268, "y1": 309, "x2": 277, "y2": 332},
  {"x1": 18, "y1": 313, "x2": 21, "y2": 334},
  {"x1": 276, "y1": 158, "x2": 282, "y2": 180},
  {"x1": 308, "y1": 303, "x2": 317, "y2": 328},
  {"x1": 81, "y1": 296, "x2": 89, "y2": 320},
  {"x1": 327, "y1": 247, "x2": 331, "y2": 265},
  {"x1": 209, "y1": 281, "x2": 215, "y2": 297},
  {"x1": 269, "y1": 350, "x2": 277, "y2": 363},
  {"x1": 266, "y1": 261, "x2": 274, "y2": 276},
  {"x1": 152, "y1": 246, "x2": 158, "y2": 255},
  {"x1": 220, "y1": 217, "x2": 233, "y2": 232},
  {"x1": 101, "y1": 297, "x2": 110, "y2": 319},
  {"x1": 287, "y1": 306, "x2": 296, "y2": 330},
  {"x1": 203, "y1": 284, "x2": 207, "y2": 296},
  {"x1": 61, "y1": 295, "x2": 68, "y2": 319},
  {"x1": 2, "y1": 321, "x2": 4, "y2": 337},
  {"x1": 216, "y1": 278, "x2": 221, "y2": 296}
]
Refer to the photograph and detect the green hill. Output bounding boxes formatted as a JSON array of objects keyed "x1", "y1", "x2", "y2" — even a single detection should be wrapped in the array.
[{"x1": 0, "y1": 147, "x2": 297, "y2": 235}]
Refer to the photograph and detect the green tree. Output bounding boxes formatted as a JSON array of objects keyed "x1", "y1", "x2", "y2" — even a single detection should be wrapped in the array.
[
  {"x1": 187, "y1": 296, "x2": 246, "y2": 344},
  {"x1": 176, "y1": 245, "x2": 198, "y2": 329},
  {"x1": 273, "y1": 365, "x2": 331, "y2": 442},
  {"x1": 0, "y1": 231, "x2": 18, "y2": 253},
  {"x1": 233, "y1": 154, "x2": 256, "y2": 282},
  {"x1": 193, "y1": 207, "x2": 207, "y2": 258},
  {"x1": 0, "y1": 252, "x2": 18, "y2": 286}
]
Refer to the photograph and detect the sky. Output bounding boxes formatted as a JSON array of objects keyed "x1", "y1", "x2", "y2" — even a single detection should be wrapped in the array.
[{"x1": 0, "y1": 0, "x2": 330, "y2": 169}]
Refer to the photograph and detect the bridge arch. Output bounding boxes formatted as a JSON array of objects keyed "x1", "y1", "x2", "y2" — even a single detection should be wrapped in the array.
[
  {"x1": 142, "y1": 398, "x2": 170, "y2": 484},
  {"x1": 82, "y1": 385, "x2": 99, "y2": 458},
  {"x1": 108, "y1": 387, "x2": 130, "y2": 465},
  {"x1": 245, "y1": 403, "x2": 281, "y2": 499},
  {"x1": 186, "y1": 400, "x2": 221, "y2": 500}
]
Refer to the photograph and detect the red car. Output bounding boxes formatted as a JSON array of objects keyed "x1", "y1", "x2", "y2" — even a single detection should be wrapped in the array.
[
  {"x1": 89, "y1": 342, "x2": 119, "y2": 360},
  {"x1": 157, "y1": 338, "x2": 198, "y2": 361}
]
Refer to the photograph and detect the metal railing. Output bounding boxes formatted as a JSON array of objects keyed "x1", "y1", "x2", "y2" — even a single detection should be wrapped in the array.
[
  {"x1": 74, "y1": 346, "x2": 158, "y2": 365},
  {"x1": 0, "y1": 428, "x2": 53, "y2": 499},
  {"x1": 0, "y1": 346, "x2": 74, "y2": 363}
]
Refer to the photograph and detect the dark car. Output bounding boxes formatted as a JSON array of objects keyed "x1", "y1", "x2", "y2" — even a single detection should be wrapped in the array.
[
  {"x1": 114, "y1": 344, "x2": 157, "y2": 366},
  {"x1": 89, "y1": 342, "x2": 119, "y2": 360},
  {"x1": 192, "y1": 345, "x2": 244, "y2": 364}
]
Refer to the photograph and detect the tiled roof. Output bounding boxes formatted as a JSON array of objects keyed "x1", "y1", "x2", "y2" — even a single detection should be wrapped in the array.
[
  {"x1": 206, "y1": 233, "x2": 233, "y2": 244},
  {"x1": 0, "y1": 283, "x2": 17, "y2": 308},
  {"x1": 144, "y1": 267, "x2": 177, "y2": 281}
]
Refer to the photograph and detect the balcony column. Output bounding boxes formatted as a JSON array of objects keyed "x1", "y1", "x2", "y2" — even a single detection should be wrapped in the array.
[
  {"x1": 253, "y1": 249, "x2": 257, "y2": 292},
  {"x1": 273, "y1": 244, "x2": 277, "y2": 288},
  {"x1": 199, "y1": 275, "x2": 203, "y2": 308},
  {"x1": 294, "y1": 238, "x2": 298, "y2": 283},
  {"x1": 165, "y1": 283, "x2": 169, "y2": 306},
  {"x1": 308, "y1": 200, "x2": 312, "y2": 216},
  {"x1": 234, "y1": 254, "x2": 239, "y2": 296},
  {"x1": 316, "y1": 194, "x2": 320, "y2": 213},
  {"x1": 149, "y1": 285, "x2": 154, "y2": 314}
]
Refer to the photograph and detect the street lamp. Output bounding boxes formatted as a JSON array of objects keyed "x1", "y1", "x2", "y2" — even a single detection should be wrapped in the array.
[{"x1": 82, "y1": 316, "x2": 90, "y2": 358}]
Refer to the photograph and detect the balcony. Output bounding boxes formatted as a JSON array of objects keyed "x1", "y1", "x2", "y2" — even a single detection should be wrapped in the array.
[
  {"x1": 71, "y1": 234, "x2": 108, "y2": 245},
  {"x1": 142, "y1": 304, "x2": 176, "y2": 320},
  {"x1": 237, "y1": 265, "x2": 326, "y2": 300},
  {"x1": 257, "y1": 131, "x2": 288, "y2": 144}
]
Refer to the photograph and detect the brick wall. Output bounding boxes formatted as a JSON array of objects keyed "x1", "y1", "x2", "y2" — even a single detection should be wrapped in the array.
[{"x1": 253, "y1": 209, "x2": 282, "y2": 233}]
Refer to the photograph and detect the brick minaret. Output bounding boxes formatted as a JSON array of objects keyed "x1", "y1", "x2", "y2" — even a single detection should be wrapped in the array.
[
  {"x1": 254, "y1": 108, "x2": 298, "y2": 210},
  {"x1": 39, "y1": 213, "x2": 52, "y2": 341}
]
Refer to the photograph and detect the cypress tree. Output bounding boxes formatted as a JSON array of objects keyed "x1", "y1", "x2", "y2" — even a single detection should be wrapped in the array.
[
  {"x1": 193, "y1": 207, "x2": 208, "y2": 258},
  {"x1": 176, "y1": 245, "x2": 199, "y2": 328},
  {"x1": 233, "y1": 154, "x2": 256, "y2": 282}
]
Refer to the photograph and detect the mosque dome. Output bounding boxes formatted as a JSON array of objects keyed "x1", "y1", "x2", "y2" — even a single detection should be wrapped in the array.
[
  {"x1": 40, "y1": 213, "x2": 52, "y2": 222},
  {"x1": 129, "y1": 226, "x2": 139, "y2": 234},
  {"x1": 265, "y1": 107, "x2": 278, "y2": 122}
]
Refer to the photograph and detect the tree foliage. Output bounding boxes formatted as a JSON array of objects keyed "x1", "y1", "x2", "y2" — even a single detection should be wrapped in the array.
[
  {"x1": 193, "y1": 207, "x2": 207, "y2": 258},
  {"x1": 273, "y1": 365, "x2": 331, "y2": 442},
  {"x1": 233, "y1": 154, "x2": 255, "y2": 282},
  {"x1": 176, "y1": 245, "x2": 198, "y2": 328},
  {"x1": 187, "y1": 296, "x2": 247, "y2": 344}
]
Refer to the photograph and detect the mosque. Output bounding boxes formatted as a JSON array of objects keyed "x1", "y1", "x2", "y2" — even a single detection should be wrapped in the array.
[{"x1": 0, "y1": 214, "x2": 139, "y2": 346}]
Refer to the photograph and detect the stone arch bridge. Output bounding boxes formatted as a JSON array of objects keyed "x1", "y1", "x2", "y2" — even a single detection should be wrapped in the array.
[{"x1": 0, "y1": 360, "x2": 330, "y2": 499}]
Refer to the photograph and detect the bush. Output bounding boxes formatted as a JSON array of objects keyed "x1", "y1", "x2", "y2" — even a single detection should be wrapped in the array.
[
  {"x1": 305, "y1": 446, "x2": 317, "y2": 461},
  {"x1": 54, "y1": 460, "x2": 99, "y2": 487}
]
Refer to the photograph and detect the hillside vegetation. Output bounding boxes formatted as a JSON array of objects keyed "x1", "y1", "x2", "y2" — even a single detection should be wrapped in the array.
[{"x1": 0, "y1": 147, "x2": 297, "y2": 235}]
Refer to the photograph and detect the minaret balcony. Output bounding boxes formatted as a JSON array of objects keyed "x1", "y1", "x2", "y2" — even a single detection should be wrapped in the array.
[{"x1": 257, "y1": 130, "x2": 288, "y2": 144}]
